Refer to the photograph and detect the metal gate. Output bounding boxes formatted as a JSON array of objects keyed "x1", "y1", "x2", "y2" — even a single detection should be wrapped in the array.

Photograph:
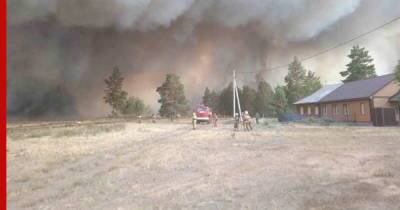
[{"x1": 373, "y1": 108, "x2": 397, "y2": 126}]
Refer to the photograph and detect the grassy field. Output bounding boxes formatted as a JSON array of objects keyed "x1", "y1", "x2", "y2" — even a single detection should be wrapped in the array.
[{"x1": 6, "y1": 119, "x2": 400, "y2": 209}]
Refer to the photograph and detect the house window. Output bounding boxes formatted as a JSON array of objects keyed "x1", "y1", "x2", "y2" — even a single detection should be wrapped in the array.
[
  {"x1": 361, "y1": 103, "x2": 365, "y2": 115},
  {"x1": 343, "y1": 104, "x2": 348, "y2": 115},
  {"x1": 307, "y1": 106, "x2": 311, "y2": 115},
  {"x1": 322, "y1": 105, "x2": 328, "y2": 116},
  {"x1": 315, "y1": 106, "x2": 319, "y2": 115},
  {"x1": 333, "y1": 105, "x2": 336, "y2": 115},
  {"x1": 300, "y1": 106, "x2": 304, "y2": 115}
]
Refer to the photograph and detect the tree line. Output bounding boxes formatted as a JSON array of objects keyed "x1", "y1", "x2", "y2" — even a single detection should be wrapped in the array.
[
  {"x1": 203, "y1": 45, "x2": 400, "y2": 116},
  {"x1": 202, "y1": 56, "x2": 322, "y2": 117},
  {"x1": 104, "y1": 45, "x2": 400, "y2": 117}
]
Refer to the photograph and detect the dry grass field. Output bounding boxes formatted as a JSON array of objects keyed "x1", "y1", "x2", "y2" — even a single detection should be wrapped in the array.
[{"x1": 6, "y1": 119, "x2": 400, "y2": 209}]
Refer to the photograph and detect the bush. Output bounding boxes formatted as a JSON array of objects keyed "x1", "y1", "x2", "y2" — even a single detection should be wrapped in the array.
[
  {"x1": 278, "y1": 112, "x2": 304, "y2": 122},
  {"x1": 121, "y1": 97, "x2": 145, "y2": 116},
  {"x1": 321, "y1": 117, "x2": 334, "y2": 126},
  {"x1": 298, "y1": 116, "x2": 334, "y2": 126}
]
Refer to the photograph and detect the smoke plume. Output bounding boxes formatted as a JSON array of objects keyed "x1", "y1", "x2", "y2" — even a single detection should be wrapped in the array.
[{"x1": 7, "y1": 0, "x2": 400, "y2": 118}]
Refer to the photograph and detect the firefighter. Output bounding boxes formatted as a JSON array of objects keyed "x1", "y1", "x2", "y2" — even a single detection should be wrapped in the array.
[
  {"x1": 138, "y1": 115, "x2": 142, "y2": 124},
  {"x1": 255, "y1": 112, "x2": 260, "y2": 124},
  {"x1": 242, "y1": 112, "x2": 246, "y2": 128},
  {"x1": 243, "y1": 110, "x2": 252, "y2": 131},
  {"x1": 192, "y1": 112, "x2": 197, "y2": 130},
  {"x1": 234, "y1": 113, "x2": 240, "y2": 131},
  {"x1": 212, "y1": 113, "x2": 218, "y2": 127}
]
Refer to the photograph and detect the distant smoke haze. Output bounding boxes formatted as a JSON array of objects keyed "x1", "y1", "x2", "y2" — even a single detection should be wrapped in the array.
[{"x1": 7, "y1": 0, "x2": 400, "y2": 118}]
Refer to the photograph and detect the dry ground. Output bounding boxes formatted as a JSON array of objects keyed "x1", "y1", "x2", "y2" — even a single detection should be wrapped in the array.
[{"x1": 6, "y1": 119, "x2": 400, "y2": 210}]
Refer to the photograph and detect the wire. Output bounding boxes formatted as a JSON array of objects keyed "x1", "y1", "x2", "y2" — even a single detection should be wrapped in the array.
[{"x1": 236, "y1": 15, "x2": 400, "y2": 74}]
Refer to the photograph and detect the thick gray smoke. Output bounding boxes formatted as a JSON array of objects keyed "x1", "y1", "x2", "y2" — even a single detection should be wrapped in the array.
[{"x1": 7, "y1": 0, "x2": 400, "y2": 118}]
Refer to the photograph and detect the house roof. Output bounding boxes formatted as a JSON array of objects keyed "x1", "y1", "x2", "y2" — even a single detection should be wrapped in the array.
[
  {"x1": 319, "y1": 74, "x2": 396, "y2": 103},
  {"x1": 294, "y1": 84, "x2": 342, "y2": 105},
  {"x1": 390, "y1": 90, "x2": 400, "y2": 102}
]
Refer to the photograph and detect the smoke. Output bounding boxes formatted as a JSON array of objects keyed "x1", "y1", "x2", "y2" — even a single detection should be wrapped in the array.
[{"x1": 7, "y1": 0, "x2": 400, "y2": 118}]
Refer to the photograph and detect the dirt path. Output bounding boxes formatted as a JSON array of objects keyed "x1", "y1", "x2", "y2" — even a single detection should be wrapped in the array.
[{"x1": 7, "y1": 120, "x2": 400, "y2": 209}]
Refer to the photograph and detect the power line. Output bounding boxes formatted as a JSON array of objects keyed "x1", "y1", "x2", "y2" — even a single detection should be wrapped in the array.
[{"x1": 237, "y1": 15, "x2": 400, "y2": 74}]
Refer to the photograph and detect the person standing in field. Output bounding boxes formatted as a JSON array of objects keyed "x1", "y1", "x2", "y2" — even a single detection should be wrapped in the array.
[
  {"x1": 243, "y1": 110, "x2": 252, "y2": 131},
  {"x1": 255, "y1": 112, "x2": 260, "y2": 124},
  {"x1": 213, "y1": 113, "x2": 218, "y2": 127},
  {"x1": 234, "y1": 113, "x2": 240, "y2": 131},
  {"x1": 192, "y1": 112, "x2": 197, "y2": 130}
]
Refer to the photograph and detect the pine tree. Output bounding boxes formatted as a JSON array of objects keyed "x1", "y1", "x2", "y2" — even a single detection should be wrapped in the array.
[
  {"x1": 340, "y1": 45, "x2": 376, "y2": 82},
  {"x1": 240, "y1": 85, "x2": 257, "y2": 115},
  {"x1": 304, "y1": 71, "x2": 322, "y2": 96},
  {"x1": 156, "y1": 74, "x2": 189, "y2": 117},
  {"x1": 284, "y1": 57, "x2": 322, "y2": 108},
  {"x1": 272, "y1": 85, "x2": 288, "y2": 116},
  {"x1": 103, "y1": 67, "x2": 128, "y2": 116},
  {"x1": 217, "y1": 83, "x2": 233, "y2": 115},
  {"x1": 255, "y1": 80, "x2": 274, "y2": 116},
  {"x1": 202, "y1": 87, "x2": 212, "y2": 106},
  {"x1": 284, "y1": 57, "x2": 307, "y2": 107},
  {"x1": 395, "y1": 60, "x2": 400, "y2": 83},
  {"x1": 202, "y1": 87, "x2": 219, "y2": 111},
  {"x1": 209, "y1": 90, "x2": 219, "y2": 111}
]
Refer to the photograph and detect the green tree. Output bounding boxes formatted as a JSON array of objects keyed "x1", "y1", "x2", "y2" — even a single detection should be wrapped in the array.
[
  {"x1": 121, "y1": 96, "x2": 145, "y2": 116},
  {"x1": 202, "y1": 87, "x2": 212, "y2": 106},
  {"x1": 103, "y1": 67, "x2": 128, "y2": 116},
  {"x1": 240, "y1": 85, "x2": 257, "y2": 115},
  {"x1": 395, "y1": 60, "x2": 400, "y2": 83},
  {"x1": 284, "y1": 57, "x2": 307, "y2": 107},
  {"x1": 255, "y1": 80, "x2": 274, "y2": 116},
  {"x1": 304, "y1": 71, "x2": 322, "y2": 96},
  {"x1": 340, "y1": 45, "x2": 376, "y2": 82},
  {"x1": 272, "y1": 86, "x2": 288, "y2": 116},
  {"x1": 209, "y1": 90, "x2": 219, "y2": 111},
  {"x1": 202, "y1": 87, "x2": 219, "y2": 111},
  {"x1": 156, "y1": 74, "x2": 189, "y2": 117},
  {"x1": 217, "y1": 83, "x2": 233, "y2": 115},
  {"x1": 284, "y1": 57, "x2": 322, "y2": 108}
]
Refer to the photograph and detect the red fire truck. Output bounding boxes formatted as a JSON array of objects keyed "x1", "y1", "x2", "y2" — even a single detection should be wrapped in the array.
[{"x1": 195, "y1": 104, "x2": 212, "y2": 123}]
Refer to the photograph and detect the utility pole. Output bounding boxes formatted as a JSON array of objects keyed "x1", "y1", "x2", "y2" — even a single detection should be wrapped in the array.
[
  {"x1": 235, "y1": 80, "x2": 242, "y2": 120},
  {"x1": 233, "y1": 70, "x2": 236, "y2": 118},
  {"x1": 233, "y1": 70, "x2": 242, "y2": 120}
]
